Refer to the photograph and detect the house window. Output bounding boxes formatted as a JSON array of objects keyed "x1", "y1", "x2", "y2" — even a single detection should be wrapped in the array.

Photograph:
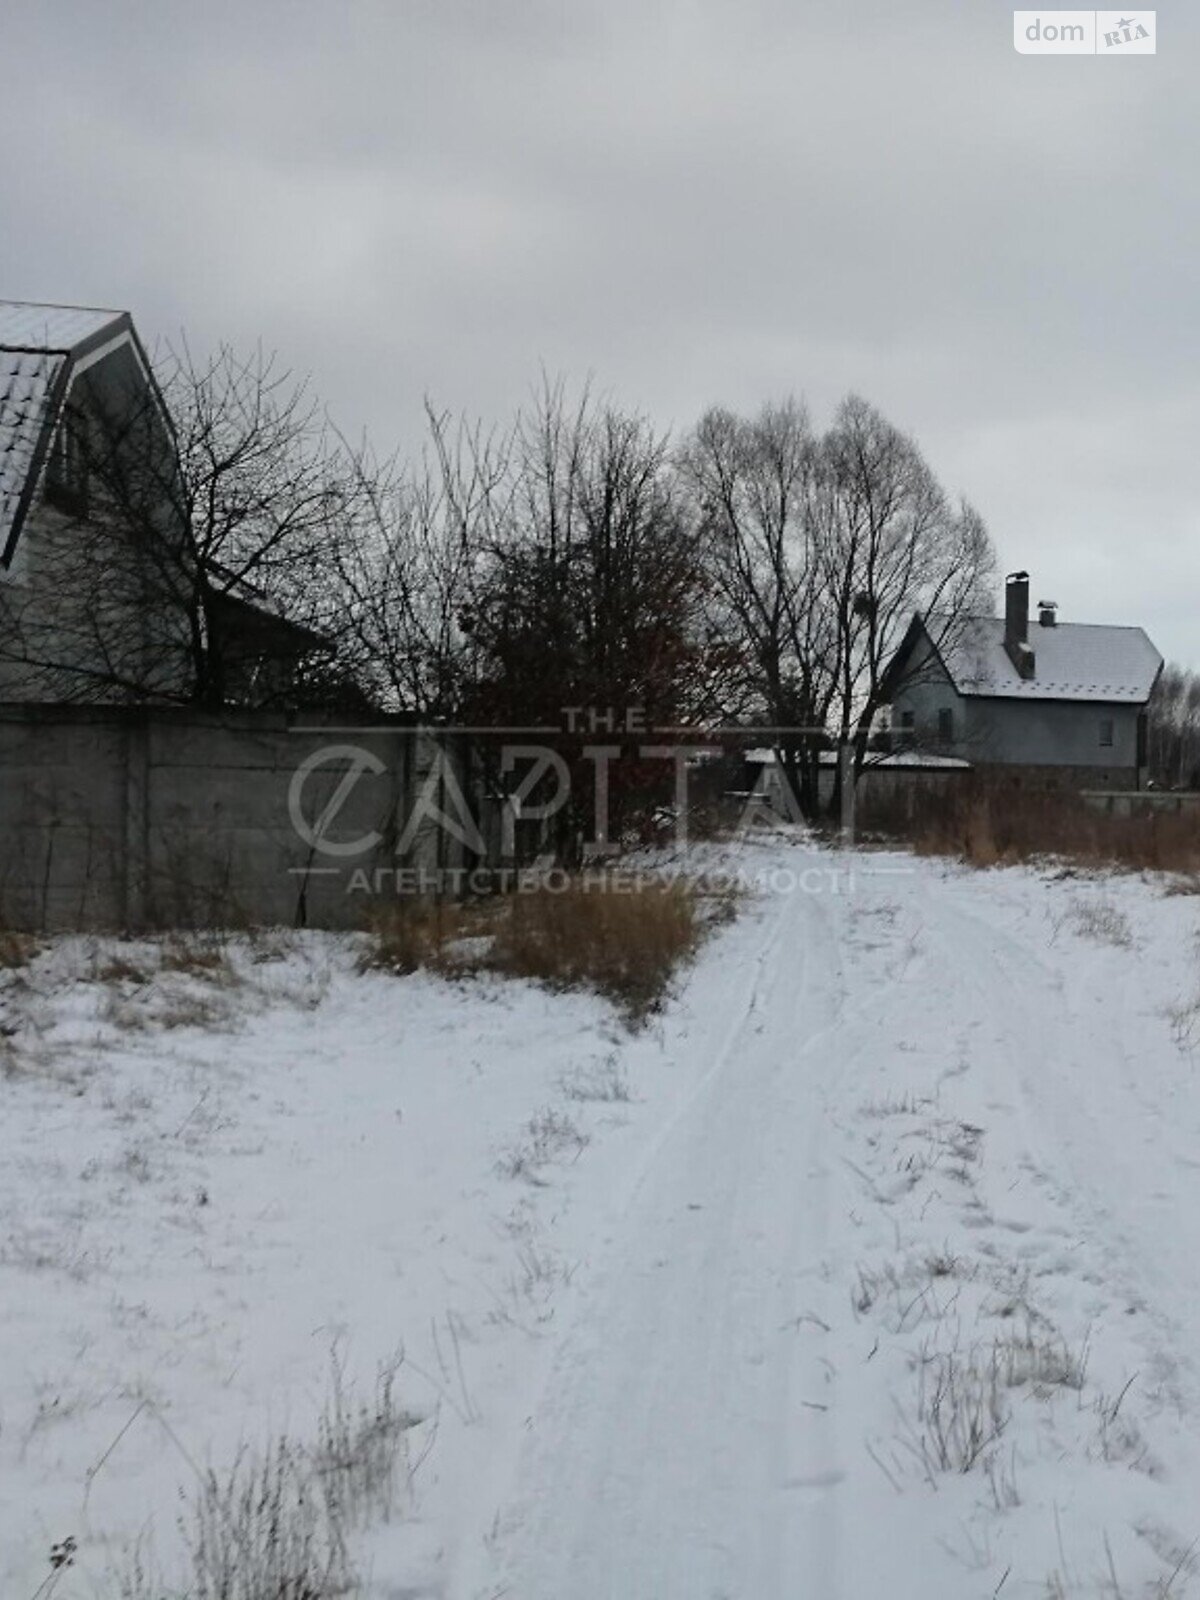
[
  {"x1": 937, "y1": 708, "x2": 954, "y2": 743},
  {"x1": 1099, "y1": 718, "x2": 1114, "y2": 748},
  {"x1": 898, "y1": 709, "x2": 915, "y2": 747},
  {"x1": 45, "y1": 404, "x2": 90, "y2": 513}
]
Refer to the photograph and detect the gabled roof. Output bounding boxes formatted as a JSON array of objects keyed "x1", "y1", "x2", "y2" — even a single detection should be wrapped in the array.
[
  {"x1": 0, "y1": 300, "x2": 135, "y2": 564},
  {"x1": 893, "y1": 613, "x2": 1162, "y2": 705},
  {"x1": 943, "y1": 616, "x2": 1161, "y2": 703},
  {"x1": 0, "y1": 301, "x2": 126, "y2": 351},
  {"x1": 0, "y1": 350, "x2": 67, "y2": 559}
]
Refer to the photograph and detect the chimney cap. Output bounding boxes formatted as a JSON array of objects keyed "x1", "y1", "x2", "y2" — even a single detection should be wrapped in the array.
[{"x1": 1006, "y1": 569, "x2": 1030, "y2": 582}]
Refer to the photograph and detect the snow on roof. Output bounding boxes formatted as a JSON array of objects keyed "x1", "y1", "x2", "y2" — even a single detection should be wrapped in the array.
[
  {"x1": 744, "y1": 747, "x2": 971, "y2": 769},
  {"x1": 869, "y1": 750, "x2": 971, "y2": 769},
  {"x1": 940, "y1": 616, "x2": 1161, "y2": 704},
  {"x1": 0, "y1": 349, "x2": 66, "y2": 552},
  {"x1": 0, "y1": 302, "x2": 132, "y2": 557},
  {"x1": 0, "y1": 300, "x2": 125, "y2": 352}
]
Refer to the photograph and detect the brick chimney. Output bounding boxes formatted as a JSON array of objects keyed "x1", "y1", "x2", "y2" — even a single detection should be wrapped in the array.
[{"x1": 1004, "y1": 571, "x2": 1035, "y2": 679}]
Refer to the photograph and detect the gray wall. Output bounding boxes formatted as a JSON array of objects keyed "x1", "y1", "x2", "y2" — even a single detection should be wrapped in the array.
[
  {"x1": 890, "y1": 639, "x2": 968, "y2": 750},
  {"x1": 961, "y1": 696, "x2": 1140, "y2": 773},
  {"x1": 0, "y1": 705, "x2": 483, "y2": 932}
]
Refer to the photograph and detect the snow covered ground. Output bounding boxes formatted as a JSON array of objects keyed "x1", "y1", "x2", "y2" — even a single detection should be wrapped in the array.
[{"x1": 5, "y1": 839, "x2": 1200, "y2": 1598}]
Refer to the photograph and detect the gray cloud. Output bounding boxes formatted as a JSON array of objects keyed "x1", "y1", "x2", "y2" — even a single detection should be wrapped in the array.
[{"x1": 3, "y1": 0, "x2": 1196, "y2": 659}]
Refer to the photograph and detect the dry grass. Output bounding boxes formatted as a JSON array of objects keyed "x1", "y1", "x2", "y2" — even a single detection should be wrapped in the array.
[
  {"x1": 364, "y1": 875, "x2": 718, "y2": 1022},
  {"x1": 313, "y1": 1346, "x2": 417, "y2": 1532},
  {"x1": 497, "y1": 1107, "x2": 590, "y2": 1182},
  {"x1": 114, "y1": 1351, "x2": 418, "y2": 1600},
  {"x1": 1059, "y1": 898, "x2": 1134, "y2": 948},
  {"x1": 159, "y1": 934, "x2": 238, "y2": 982},
  {"x1": 365, "y1": 898, "x2": 481, "y2": 977},
  {"x1": 1045, "y1": 1533, "x2": 1194, "y2": 1598},
  {"x1": 100, "y1": 987, "x2": 240, "y2": 1034},
  {"x1": 560, "y1": 1055, "x2": 632, "y2": 1103},
  {"x1": 491, "y1": 879, "x2": 704, "y2": 1019},
  {"x1": 881, "y1": 783, "x2": 1200, "y2": 874},
  {"x1": 90, "y1": 938, "x2": 238, "y2": 991},
  {"x1": 92, "y1": 952, "x2": 155, "y2": 985},
  {"x1": 163, "y1": 1435, "x2": 352, "y2": 1600},
  {"x1": 0, "y1": 929, "x2": 38, "y2": 969}
]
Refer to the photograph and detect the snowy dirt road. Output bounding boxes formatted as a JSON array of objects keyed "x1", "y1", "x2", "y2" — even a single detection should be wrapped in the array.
[
  {"x1": 462, "y1": 848, "x2": 1200, "y2": 1600},
  {"x1": 464, "y1": 877, "x2": 850, "y2": 1600},
  {"x1": 7, "y1": 842, "x2": 1200, "y2": 1599}
]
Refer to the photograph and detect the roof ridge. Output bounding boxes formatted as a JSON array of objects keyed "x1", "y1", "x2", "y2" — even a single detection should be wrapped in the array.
[
  {"x1": 963, "y1": 615, "x2": 1148, "y2": 634},
  {"x1": 0, "y1": 298, "x2": 127, "y2": 316}
]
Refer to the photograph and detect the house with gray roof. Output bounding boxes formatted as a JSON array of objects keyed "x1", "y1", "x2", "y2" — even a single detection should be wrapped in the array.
[
  {"x1": 0, "y1": 300, "x2": 187, "y2": 700},
  {"x1": 0, "y1": 300, "x2": 324, "y2": 705},
  {"x1": 1, "y1": 302, "x2": 158, "y2": 563},
  {"x1": 883, "y1": 572, "x2": 1163, "y2": 790}
]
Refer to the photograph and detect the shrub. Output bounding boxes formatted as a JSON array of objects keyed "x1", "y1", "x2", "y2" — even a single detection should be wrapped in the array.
[
  {"x1": 364, "y1": 874, "x2": 717, "y2": 1023},
  {"x1": 362, "y1": 898, "x2": 477, "y2": 976},
  {"x1": 489, "y1": 879, "x2": 702, "y2": 1020}
]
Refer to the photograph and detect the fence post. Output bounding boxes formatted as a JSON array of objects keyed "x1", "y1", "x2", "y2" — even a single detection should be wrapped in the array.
[
  {"x1": 840, "y1": 741, "x2": 856, "y2": 843},
  {"x1": 121, "y1": 710, "x2": 149, "y2": 933}
]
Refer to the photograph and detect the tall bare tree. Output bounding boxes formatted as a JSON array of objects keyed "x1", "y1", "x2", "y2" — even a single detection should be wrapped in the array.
[
  {"x1": 683, "y1": 394, "x2": 994, "y2": 818},
  {"x1": 330, "y1": 406, "x2": 510, "y2": 718},
  {"x1": 815, "y1": 395, "x2": 994, "y2": 810},
  {"x1": 1147, "y1": 664, "x2": 1200, "y2": 789},
  {"x1": 682, "y1": 399, "x2": 835, "y2": 816},
  {"x1": 468, "y1": 377, "x2": 704, "y2": 728}
]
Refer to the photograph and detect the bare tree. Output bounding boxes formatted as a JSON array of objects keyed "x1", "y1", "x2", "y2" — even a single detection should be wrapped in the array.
[
  {"x1": 330, "y1": 406, "x2": 510, "y2": 718},
  {"x1": 156, "y1": 341, "x2": 369, "y2": 706},
  {"x1": 440, "y1": 378, "x2": 707, "y2": 851},
  {"x1": 682, "y1": 399, "x2": 835, "y2": 816},
  {"x1": 1147, "y1": 664, "x2": 1200, "y2": 789},
  {"x1": 466, "y1": 377, "x2": 704, "y2": 727},
  {"x1": 815, "y1": 395, "x2": 994, "y2": 810},
  {"x1": 683, "y1": 394, "x2": 994, "y2": 818}
]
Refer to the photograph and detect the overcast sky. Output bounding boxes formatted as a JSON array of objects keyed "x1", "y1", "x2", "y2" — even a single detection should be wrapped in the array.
[{"x1": 3, "y1": 1, "x2": 1195, "y2": 662}]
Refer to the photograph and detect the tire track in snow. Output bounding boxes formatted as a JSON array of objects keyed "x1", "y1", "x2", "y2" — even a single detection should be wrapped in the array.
[{"x1": 468, "y1": 862, "x2": 853, "y2": 1600}]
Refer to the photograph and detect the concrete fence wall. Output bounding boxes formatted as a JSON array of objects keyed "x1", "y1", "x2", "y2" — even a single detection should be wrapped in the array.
[
  {"x1": 0, "y1": 704, "x2": 481, "y2": 932},
  {"x1": 1081, "y1": 788, "x2": 1200, "y2": 819}
]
